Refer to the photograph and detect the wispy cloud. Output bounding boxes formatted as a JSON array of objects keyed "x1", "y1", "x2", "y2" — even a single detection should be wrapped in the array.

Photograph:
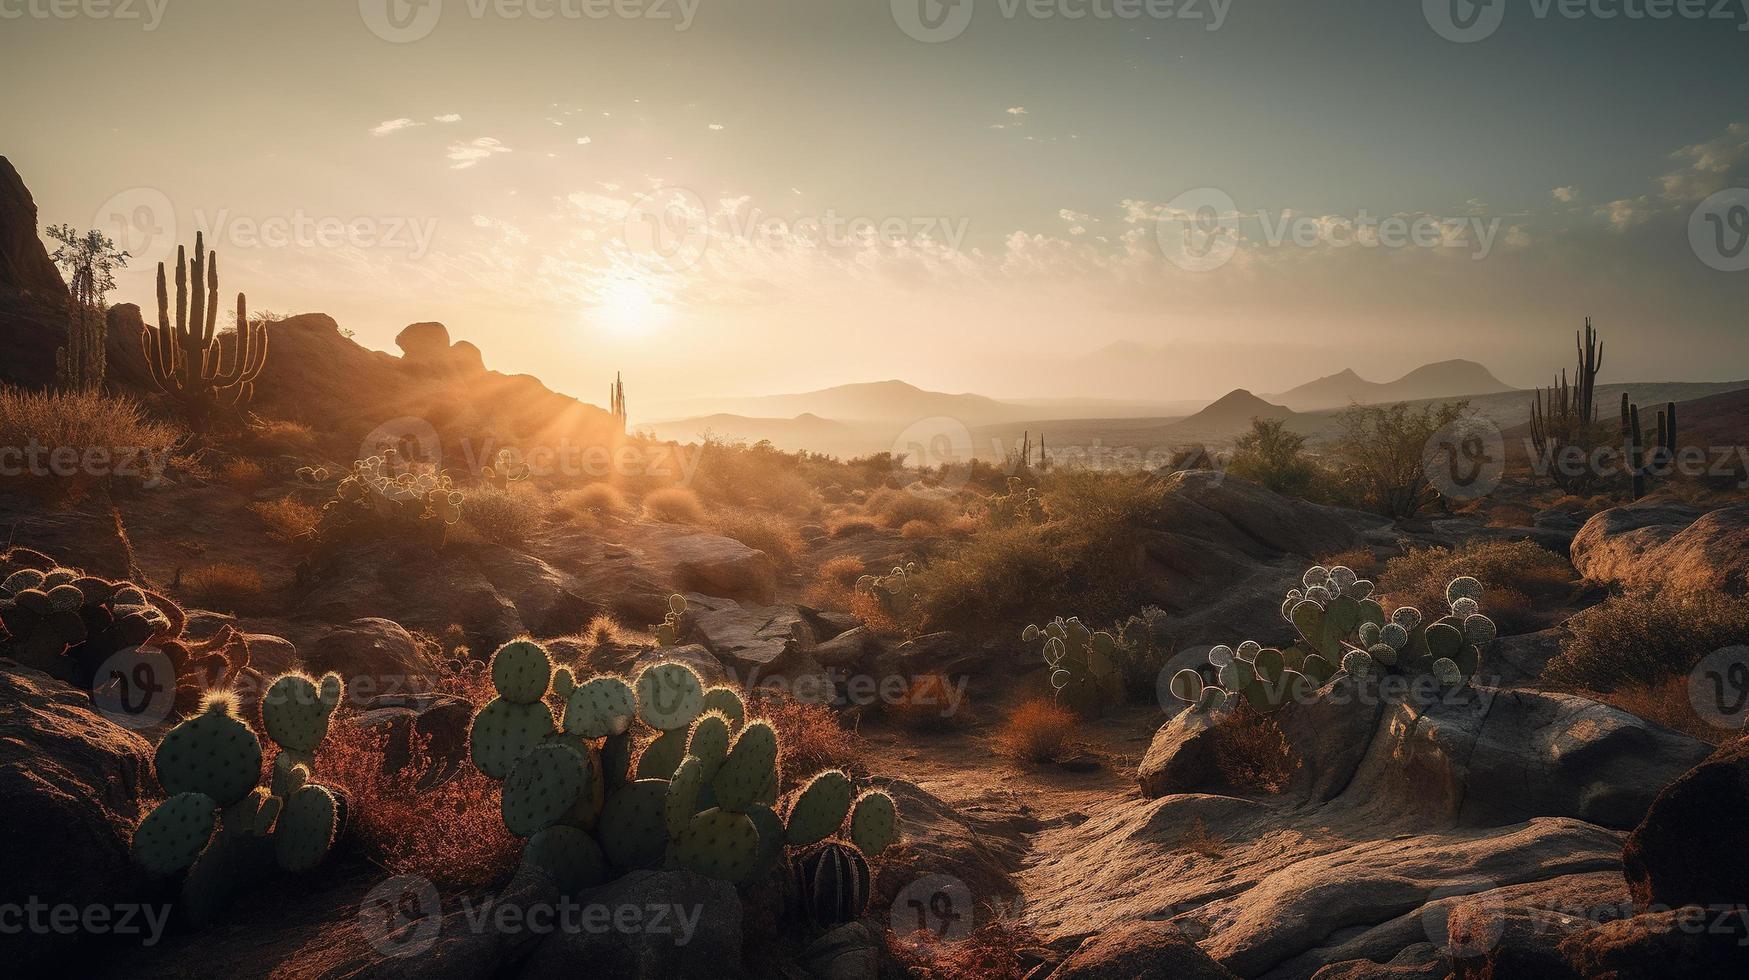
[
  {"x1": 433, "y1": 113, "x2": 462, "y2": 123},
  {"x1": 1552, "y1": 186, "x2": 1579, "y2": 203},
  {"x1": 371, "y1": 117, "x2": 420, "y2": 136},
  {"x1": 447, "y1": 137, "x2": 512, "y2": 169}
]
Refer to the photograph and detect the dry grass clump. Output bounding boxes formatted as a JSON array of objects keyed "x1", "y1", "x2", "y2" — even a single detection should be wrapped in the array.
[
  {"x1": 576, "y1": 612, "x2": 634, "y2": 648},
  {"x1": 1602, "y1": 674, "x2": 1733, "y2": 745},
  {"x1": 320, "y1": 721, "x2": 518, "y2": 887},
  {"x1": 218, "y1": 458, "x2": 267, "y2": 492},
  {"x1": 249, "y1": 497, "x2": 320, "y2": 542},
  {"x1": 238, "y1": 419, "x2": 316, "y2": 456},
  {"x1": 554, "y1": 481, "x2": 628, "y2": 518},
  {"x1": 886, "y1": 674, "x2": 966, "y2": 730},
  {"x1": 463, "y1": 484, "x2": 548, "y2": 544},
  {"x1": 751, "y1": 691, "x2": 859, "y2": 790},
  {"x1": 714, "y1": 509, "x2": 802, "y2": 569},
  {"x1": 1543, "y1": 588, "x2": 1749, "y2": 694},
  {"x1": 865, "y1": 487, "x2": 956, "y2": 529},
  {"x1": 900, "y1": 519, "x2": 938, "y2": 540},
  {"x1": 884, "y1": 918, "x2": 1046, "y2": 980},
  {"x1": 803, "y1": 555, "x2": 866, "y2": 611},
  {"x1": 0, "y1": 386, "x2": 179, "y2": 504},
  {"x1": 829, "y1": 515, "x2": 879, "y2": 537},
  {"x1": 1376, "y1": 539, "x2": 1573, "y2": 632},
  {"x1": 1172, "y1": 817, "x2": 1227, "y2": 859},
  {"x1": 1210, "y1": 702, "x2": 1297, "y2": 795},
  {"x1": 181, "y1": 563, "x2": 265, "y2": 605},
  {"x1": 994, "y1": 699, "x2": 1076, "y2": 762},
  {"x1": 642, "y1": 485, "x2": 706, "y2": 523},
  {"x1": 1319, "y1": 546, "x2": 1381, "y2": 580}
]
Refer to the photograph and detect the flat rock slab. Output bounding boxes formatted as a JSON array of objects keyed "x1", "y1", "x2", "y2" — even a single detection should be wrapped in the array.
[{"x1": 683, "y1": 593, "x2": 813, "y2": 675}]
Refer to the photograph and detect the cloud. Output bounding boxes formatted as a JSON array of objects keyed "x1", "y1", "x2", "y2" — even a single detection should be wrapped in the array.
[
  {"x1": 707, "y1": 123, "x2": 725, "y2": 131},
  {"x1": 1656, "y1": 121, "x2": 1749, "y2": 202},
  {"x1": 447, "y1": 137, "x2": 512, "y2": 169},
  {"x1": 371, "y1": 117, "x2": 420, "y2": 136},
  {"x1": 576, "y1": 136, "x2": 593, "y2": 145},
  {"x1": 433, "y1": 113, "x2": 462, "y2": 123},
  {"x1": 1006, "y1": 106, "x2": 1028, "y2": 115},
  {"x1": 1552, "y1": 186, "x2": 1579, "y2": 203}
]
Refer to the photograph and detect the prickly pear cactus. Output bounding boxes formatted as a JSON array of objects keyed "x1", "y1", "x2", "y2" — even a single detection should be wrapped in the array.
[
  {"x1": 469, "y1": 639, "x2": 561, "y2": 780},
  {"x1": 785, "y1": 770, "x2": 852, "y2": 846},
  {"x1": 848, "y1": 789, "x2": 900, "y2": 857},
  {"x1": 132, "y1": 792, "x2": 221, "y2": 875},
  {"x1": 1022, "y1": 616, "x2": 1124, "y2": 717},
  {"x1": 673, "y1": 807, "x2": 761, "y2": 883},
  {"x1": 598, "y1": 778, "x2": 671, "y2": 870},
  {"x1": 651, "y1": 594, "x2": 688, "y2": 646},
  {"x1": 275, "y1": 783, "x2": 339, "y2": 872},
  {"x1": 563, "y1": 675, "x2": 638, "y2": 738},
  {"x1": 713, "y1": 719, "x2": 779, "y2": 812},
  {"x1": 634, "y1": 661, "x2": 705, "y2": 731},
  {"x1": 523, "y1": 825, "x2": 607, "y2": 892},
  {"x1": 501, "y1": 742, "x2": 592, "y2": 837},
  {"x1": 154, "y1": 692, "x2": 264, "y2": 807}
]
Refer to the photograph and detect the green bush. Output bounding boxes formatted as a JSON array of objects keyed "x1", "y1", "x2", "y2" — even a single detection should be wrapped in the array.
[{"x1": 1544, "y1": 589, "x2": 1749, "y2": 692}]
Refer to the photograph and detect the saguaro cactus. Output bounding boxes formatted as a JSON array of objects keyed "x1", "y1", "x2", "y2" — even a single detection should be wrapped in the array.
[{"x1": 142, "y1": 232, "x2": 268, "y2": 431}]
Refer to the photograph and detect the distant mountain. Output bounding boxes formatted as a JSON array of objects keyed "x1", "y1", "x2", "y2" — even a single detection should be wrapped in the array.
[
  {"x1": 647, "y1": 379, "x2": 1035, "y2": 428},
  {"x1": 642, "y1": 412, "x2": 877, "y2": 456},
  {"x1": 1271, "y1": 359, "x2": 1512, "y2": 412},
  {"x1": 1168, "y1": 388, "x2": 1294, "y2": 437}
]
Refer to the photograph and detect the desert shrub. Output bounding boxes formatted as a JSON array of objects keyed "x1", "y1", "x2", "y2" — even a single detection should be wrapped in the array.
[
  {"x1": 829, "y1": 516, "x2": 879, "y2": 537},
  {"x1": 714, "y1": 509, "x2": 802, "y2": 569},
  {"x1": 907, "y1": 469, "x2": 1160, "y2": 634},
  {"x1": 1209, "y1": 702, "x2": 1296, "y2": 795},
  {"x1": 182, "y1": 563, "x2": 264, "y2": 604},
  {"x1": 1376, "y1": 539, "x2": 1572, "y2": 632},
  {"x1": 1543, "y1": 589, "x2": 1749, "y2": 692},
  {"x1": 218, "y1": 458, "x2": 267, "y2": 492},
  {"x1": 1601, "y1": 674, "x2": 1733, "y2": 745},
  {"x1": 1319, "y1": 546, "x2": 1381, "y2": 580},
  {"x1": 1112, "y1": 606, "x2": 1175, "y2": 698},
  {"x1": 554, "y1": 481, "x2": 628, "y2": 518},
  {"x1": 685, "y1": 436, "x2": 829, "y2": 514},
  {"x1": 994, "y1": 699, "x2": 1076, "y2": 762},
  {"x1": 865, "y1": 487, "x2": 956, "y2": 529},
  {"x1": 1333, "y1": 400, "x2": 1468, "y2": 518},
  {"x1": 643, "y1": 485, "x2": 706, "y2": 523},
  {"x1": 803, "y1": 555, "x2": 866, "y2": 611},
  {"x1": 886, "y1": 674, "x2": 966, "y2": 730},
  {"x1": 899, "y1": 519, "x2": 938, "y2": 540},
  {"x1": 576, "y1": 612, "x2": 635, "y2": 648},
  {"x1": 885, "y1": 918, "x2": 1045, "y2": 980},
  {"x1": 749, "y1": 691, "x2": 858, "y2": 791},
  {"x1": 0, "y1": 386, "x2": 179, "y2": 504},
  {"x1": 320, "y1": 720, "x2": 518, "y2": 887},
  {"x1": 239, "y1": 419, "x2": 316, "y2": 456},
  {"x1": 250, "y1": 497, "x2": 320, "y2": 542},
  {"x1": 463, "y1": 484, "x2": 547, "y2": 544},
  {"x1": 1228, "y1": 417, "x2": 1338, "y2": 502}
]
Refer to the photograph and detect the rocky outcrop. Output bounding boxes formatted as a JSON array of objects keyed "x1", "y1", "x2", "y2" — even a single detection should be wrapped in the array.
[
  {"x1": 395, "y1": 321, "x2": 487, "y2": 376},
  {"x1": 1571, "y1": 501, "x2": 1749, "y2": 596},
  {"x1": 684, "y1": 593, "x2": 813, "y2": 673},
  {"x1": 1137, "y1": 705, "x2": 1230, "y2": 798},
  {"x1": 640, "y1": 529, "x2": 778, "y2": 603},
  {"x1": 1055, "y1": 920, "x2": 1240, "y2": 979},
  {"x1": 0, "y1": 661, "x2": 155, "y2": 970},
  {"x1": 1620, "y1": 736, "x2": 1749, "y2": 910},
  {"x1": 1136, "y1": 471, "x2": 1377, "y2": 645},
  {"x1": 0, "y1": 157, "x2": 65, "y2": 303},
  {"x1": 304, "y1": 617, "x2": 440, "y2": 696}
]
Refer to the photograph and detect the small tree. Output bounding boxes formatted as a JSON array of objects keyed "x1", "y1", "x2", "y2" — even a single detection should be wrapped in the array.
[
  {"x1": 46, "y1": 224, "x2": 129, "y2": 392},
  {"x1": 1335, "y1": 400, "x2": 1468, "y2": 519},
  {"x1": 1228, "y1": 417, "x2": 1323, "y2": 499}
]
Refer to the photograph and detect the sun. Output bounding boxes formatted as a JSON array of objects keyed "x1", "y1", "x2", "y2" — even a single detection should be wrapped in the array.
[{"x1": 592, "y1": 277, "x2": 670, "y2": 337}]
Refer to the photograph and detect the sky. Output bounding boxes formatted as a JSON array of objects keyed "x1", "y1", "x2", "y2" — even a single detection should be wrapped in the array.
[{"x1": 3, "y1": 0, "x2": 1748, "y2": 413}]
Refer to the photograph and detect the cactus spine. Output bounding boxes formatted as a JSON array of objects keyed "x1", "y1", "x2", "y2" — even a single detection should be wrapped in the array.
[{"x1": 142, "y1": 232, "x2": 268, "y2": 432}]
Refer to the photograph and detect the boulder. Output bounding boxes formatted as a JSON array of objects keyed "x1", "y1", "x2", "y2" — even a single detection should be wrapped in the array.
[
  {"x1": 1571, "y1": 501, "x2": 1749, "y2": 596},
  {"x1": 1620, "y1": 736, "x2": 1749, "y2": 910},
  {"x1": 812, "y1": 625, "x2": 873, "y2": 669},
  {"x1": 684, "y1": 593, "x2": 813, "y2": 674},
  {"x1": 799, "y1": 920, "x2": 881, "y2": 980},
  {"x1": 352, "y1": 692, "x2": 475, "y2": 779},
  {"x1": 1137, "y1": 706, "x2": 1230, "y2": 799},
  {"x1": 870, "y1": 780, "x2": 1034, "y2": 919},
  {"x1": 642, "y1": 531, "x2": 777, "y2": 603},
  {"x1": 0, "y1": 661, "x2": 155, "y2": 969},
  {"x1": 305, "y1": 618, "x2": 439, "y2": 699},
  {"x1": 1555, "y1": 906, "x2": 1749, "y2": 979},
  {"x1": 0, "y1": 500, "x2": 136, "y2": 581},
  {"x1": 394, "y1": 321, "x2": 451, "y2": 362},
  {"x1": 1275, "y1": 673, "x2": 1386, "y2": 804},
  {"x1": 1055, "y1": 920, "x2": 1239, "y2": 979},
  {"x1": 517, "y1": 869, "x2": 744, "y2": 979}
]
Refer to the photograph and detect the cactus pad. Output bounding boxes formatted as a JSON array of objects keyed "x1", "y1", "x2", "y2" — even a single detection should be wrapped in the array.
[
  {"x1": 470, "y1": 697, "x2": 557, "y2": 780},
  {"x1": 634, "y1": 662, "x2": 705, "y2": 731},
  {"x1": 700, "y1": 686, "x2": 747, "y2": 731},
  {"x1": 501, "y1": 743, "x2": 590, "y2": 837},
  {"x1": 262, "y1": 672, "x2": 343, "y2": 752},
  {"x1": 598, "y1": 779, "x2": 671, "y2": 870},
  {"x1": 687, "y1": 711, "x2": 732, "y2": 778},
  {"x1": 563, "y1": 675, "x2": 637, "y2": 738},
  {"x1": 786, "y1": 770, "x2": 852, "y2": 846},
  {"x1": 635, "y1": 727, "x2": 689, "y2": 780},
  {"x1": 849, "y1": 789, "x2": 900, "y2": 856},
  {"x1": 523, "y1": 825, "x2": 608, "y2": 892},
  {"x1": 665, "y1": 755, "x2": 706, "y2": 839},
  {"x1": 490, "y1": 640, "x2": 554, "y2": 703},
  {"x1": 274, "y1": 784, "x2": 338, "y2": 872},
  {"x1": 672, "y1": 807, "x2": 760, "y2": 883},
  {"x1": 132, "y1": 792, "x2": 219, "y2": 875},
  {"x1": 1169, "y1": 669, "x2": 1204, "y2": 704},
  {"x1": 713, "y1": 719, "x2": 778, "y2": 812},
  {"x1": 154, "y1": 695, "x2": 264, "y2": 807}
]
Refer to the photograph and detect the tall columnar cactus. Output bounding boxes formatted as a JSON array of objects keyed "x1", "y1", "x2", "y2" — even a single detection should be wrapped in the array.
[
  {"x1": 1021, "y1": 616, "x2": 1124, "y2": 716},
  {"x1": 609, "y1": 372, "x2": 627, "y2": 431},
  {"x1": 141, "y1": 232, "x2": 268, "y2": 432},
  {"x1": 466, "y1": 645, "x2": 902, "y2": 895},
  {"x1": 1621, "y1": 395, "x2": 1678, "y2": 501},
  {"x1": 47, "y1": 224, "x2": 127, "y2": 392}
]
